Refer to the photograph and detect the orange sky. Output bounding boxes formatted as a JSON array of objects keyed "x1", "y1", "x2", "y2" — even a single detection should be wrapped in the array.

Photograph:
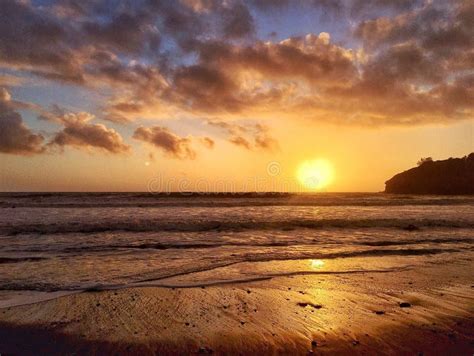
[{"x1": 0, "y1": 0, "x2": 472, "y2": 192}]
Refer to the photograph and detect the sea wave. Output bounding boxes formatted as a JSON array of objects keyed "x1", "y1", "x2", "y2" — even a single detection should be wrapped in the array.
[
  {"x1": 1, "y1": 218, "x2": 473, "y2": 236},
  {"x1": 0, "y1": 247, "x2": 461, "y2": 291},
  {"x1": 1, "y1": 192, "x2": 473, "y2": 208},
  {"x1": 5, "y1": 237, "x2": 472, "y2": 254}
]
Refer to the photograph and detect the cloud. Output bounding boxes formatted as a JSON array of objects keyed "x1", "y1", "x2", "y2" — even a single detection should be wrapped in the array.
[
  {"x1": 251, "y1": 0, "x2": 417, "y2": 15},
  {"x1": 220, "y1": 2, "x2": 255, "y2": 39},
  {"x1": 82, "y1": 12, "x2": 161, "y2": 54},
  {"x1": 254, "y1": 123, "x2": 279, "y2": 151},
  {"x1": 355, "y1": 1, "x2": 473, "y2": 51},
  {"x1": 350, "y1": 0, "x2": 421, "y2": 15},
  {"x1": 208, "y1": 120, "x2": 279, "y2": 151},
  {"x1": 229, "y1": 136, "x2": 252, "y2": 149},
  {"x1": 200, "y1": 137, "x2": 215, "y2": 149},
  {"x1": 48, "y1": 112, "x2": 131, "y2": 154},
  {"x1": 325, "y1": 0, "x2": 474, "y2": 124},
  {"x1": 196, "y1": 34, "x2": 356, "y2": 86},
  {"x1": 0, "y1": 90, "x2": 120, "y2": 157},
  {"x1": 0, "y1": 88, "x2": 11, "y2": 102},
  {"x1": 0, "y1": 88, "x2": 45, "y2": 155},
  {"x1": 0, "y1": 1, "x2": 85, "y2": 83},
  {"x1": 251, "y1": 0, "x2": 342, "y2": 13},
  {"x1": 155, "y1": 34, "x2": 356, "y2": 116},
  {"x1": 170, "y1": 64, "x2": 244, "y2": 113},
  {"x1": 0, "y1": 74, "x2": 26, "y2": 87},
  {"x1": 0, "y1": 0, "x2": 471, "y2": 128},
  {"x1": 133, "y1": 126, "x2": 198, "y2": 159},
  {"x1": 0, "y1": 1, "x2": 165, "y2": 85}
]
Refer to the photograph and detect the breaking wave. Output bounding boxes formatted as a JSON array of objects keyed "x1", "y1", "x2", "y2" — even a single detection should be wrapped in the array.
[{"x1": 1, "y1": 218, "x2": 473, "y2": 236}]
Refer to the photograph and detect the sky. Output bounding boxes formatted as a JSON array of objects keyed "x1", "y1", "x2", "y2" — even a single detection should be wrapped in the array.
[{"x1": 0, "y1": 0, "x2": 473, "y2": 192}]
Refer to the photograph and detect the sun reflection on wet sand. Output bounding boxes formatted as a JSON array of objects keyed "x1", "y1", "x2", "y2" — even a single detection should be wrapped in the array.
[{"x1": 310, "y1": 259, "x2": 325, "y2": 269}]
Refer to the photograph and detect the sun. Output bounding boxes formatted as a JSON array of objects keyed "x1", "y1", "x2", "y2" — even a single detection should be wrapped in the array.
[{"x1": 297, "y1": 159, "x2": 334, "y2": 190}]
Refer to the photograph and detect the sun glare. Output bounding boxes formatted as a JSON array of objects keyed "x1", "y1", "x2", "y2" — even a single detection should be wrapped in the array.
[{"x1": 297, "y1": 159, "x2": 334, "y2": 190}]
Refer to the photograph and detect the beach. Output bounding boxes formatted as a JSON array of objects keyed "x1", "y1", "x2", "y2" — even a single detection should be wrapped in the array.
[
  {"x1": 2, "y1": 0, "x2": 473, "y2": 352},
  {"x1": 0, "y1": 193, "x2": 473, "y2": 354},
  {"x1": 0, "y1": 257, "x2": 473, "y2": 355}
]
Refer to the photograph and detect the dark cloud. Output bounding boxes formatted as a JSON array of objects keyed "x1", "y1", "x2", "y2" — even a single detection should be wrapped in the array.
[
  {"x1": 82, "y1": 12, "x2": 161, "y2": 54},
  {"x1": 0, "y1": 0, "x2": 84, "y2": 83},
  {"x1": 350, "y1": 0, "x2": 421, "y2": 16},
  {"x1": 133, "y1": 126, "x2": 197, "y2": 159},
  {"x1": 0, "y1": 0, "x2": 471, "y2": 128},
  {"x1": 0, "y1": 91, "x2": 131, "y2": 157},
  {"x1": 103, "y1": 100, "x2": 145, "y2": 124},
  {"x1": 156, "y1": 34, "x2": 356, "y2": 115},
  {"x1": 251, "y1": 0, "x2": 342, "y2": 13},
  {"x1": 355, "y1": 1, "x2": 473, "y2": 53},
  {"x1": 196, "y1": 34, "x2": 356, "y2": 85},
  {"x1": 0, "y1": 88, "x2": 45, "y2": 155},
  {"x1": 220, "y1": 2, "x2": 255, "y2": 39},
  {"x1": 0, "y1": 1, "x2": 162, "y2": 84},
  {"x1": 171, "y1": 64, "x2": 242, "y2": 112},
  {"x1": 334, "y1": 0, "x2": 474, "y2": 124},
  {"x1": 251, "y1": 0, "x2": 417, "y2": 15},
  {"x1": 48, "y1": 112, "x2": 131, "y2": 154}
]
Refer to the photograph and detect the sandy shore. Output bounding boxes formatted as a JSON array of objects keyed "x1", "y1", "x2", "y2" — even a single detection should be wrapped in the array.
[{"x1": 0, "y1": 258, "x2": 473, "y2": 355}]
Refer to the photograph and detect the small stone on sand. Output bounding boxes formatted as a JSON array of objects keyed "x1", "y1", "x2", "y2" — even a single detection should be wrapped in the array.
[
  {"x1": 297, "y1": 302, "x2": 322, "y2": 309},
  {"x1": 403, "y1": 224, "x2": 419, "y2": 231}
]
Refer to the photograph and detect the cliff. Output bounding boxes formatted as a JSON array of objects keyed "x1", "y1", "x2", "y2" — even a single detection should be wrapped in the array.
[{"x1": 385, "y1": 153, "x2": 474, "y2": 194}]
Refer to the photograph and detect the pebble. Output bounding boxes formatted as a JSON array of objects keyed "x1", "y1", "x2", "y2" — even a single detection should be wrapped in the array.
[
  {"x1": 403, "y1": 224, "x2": 419, "y2": 231},
  {"x1": 399, "y1": 302, "x2": 411, "y2": 308},
  {"x1": 297, "y1": 302, "x2": 322, "y2": 309},
  {"x1": 198, "y1": 346, "x2": 213, "y2": 354}
]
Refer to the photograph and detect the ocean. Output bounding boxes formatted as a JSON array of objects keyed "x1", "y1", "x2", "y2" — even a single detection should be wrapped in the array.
[{"x1": 0, "y1": 192, "x2": 473, "y2": 305}]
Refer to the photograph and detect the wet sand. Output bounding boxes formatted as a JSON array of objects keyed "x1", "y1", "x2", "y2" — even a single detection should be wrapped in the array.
[{"x1": 0, "y1": 259, "x2": 473, "y2": 355}]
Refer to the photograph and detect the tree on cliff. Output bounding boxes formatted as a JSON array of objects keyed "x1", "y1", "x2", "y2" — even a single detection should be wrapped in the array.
[{"x1": 417, "y1": 157, "x2": 433, "y2": 166}]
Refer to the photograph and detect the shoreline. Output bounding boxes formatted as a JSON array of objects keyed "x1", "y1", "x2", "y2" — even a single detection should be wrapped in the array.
[{"x1": 1, "y1": 261, "x2": 473, "y2": 355}]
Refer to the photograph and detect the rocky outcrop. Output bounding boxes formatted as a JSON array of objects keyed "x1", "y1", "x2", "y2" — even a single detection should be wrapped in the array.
[{"x1": 385, "y1": 153, "x2": 474, "y2": 195}]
